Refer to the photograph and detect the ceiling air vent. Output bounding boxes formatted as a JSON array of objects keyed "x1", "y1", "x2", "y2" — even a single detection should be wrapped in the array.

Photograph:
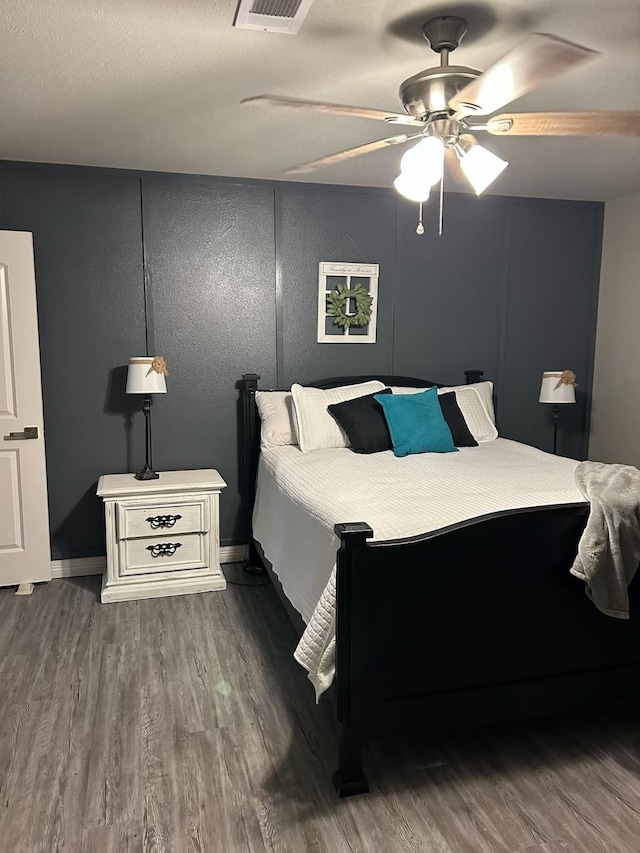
[{"x1": 234, "y1": 0, "x2": 315, "y2": 34}]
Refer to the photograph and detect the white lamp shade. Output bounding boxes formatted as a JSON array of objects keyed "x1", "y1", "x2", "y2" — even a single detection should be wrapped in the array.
[
  {"x1": 400, "y1": 137, "x2": 445, "y2": 187},
  {"x1": 393, "y1": 172, "x2": 431, "y2": 202},
  {"x1": 126, "y1": 357, "x2": 167, "y2": 394},
  {"x1": 458, "y1": 143, "x2": 508, "y2": 195},
  {"x1": 539, "y1": 371, "x2": 576, "y2": 404}
]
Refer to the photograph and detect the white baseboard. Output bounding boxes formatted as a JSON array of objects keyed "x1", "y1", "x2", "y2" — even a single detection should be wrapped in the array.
[
  {"x1": 50, "y1": 556, "x2": 105, "y2": 579},
  {"x1": 50, "y1": 544, "x2": 248, "y2": 580},
  {"x1": 220, "y1": 544, "x2": 248, "y2": 564}
]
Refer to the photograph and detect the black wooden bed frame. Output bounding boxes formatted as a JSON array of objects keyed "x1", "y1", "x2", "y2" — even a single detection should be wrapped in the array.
[{"x1": 239, "y1": 371, "x2": 640, "y2": 797}]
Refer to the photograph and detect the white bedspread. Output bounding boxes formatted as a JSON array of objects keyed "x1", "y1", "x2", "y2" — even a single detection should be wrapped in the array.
[{"x1": 252, "y1": 439, "x2": 585, "y2": 698}]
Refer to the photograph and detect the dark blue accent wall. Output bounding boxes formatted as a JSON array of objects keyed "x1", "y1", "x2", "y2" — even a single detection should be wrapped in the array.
[
  {"x1": 0, "y1": 163, "x2": 603, "y2": 559},
  {"x1": 276, "y1": 186, "x2": 398, "y2": 386},
  {"x1": 394, "y1": 193, "x2": 507, "y2": 386}
]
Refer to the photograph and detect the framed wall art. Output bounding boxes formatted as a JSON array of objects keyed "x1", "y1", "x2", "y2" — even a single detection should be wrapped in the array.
[{"x1": 317, "y1": 262, "x2": 379, "y2": 344}]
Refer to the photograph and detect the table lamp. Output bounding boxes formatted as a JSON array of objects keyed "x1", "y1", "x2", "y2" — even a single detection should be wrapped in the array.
[
  {"x1": 126, "y1": 356, "x2": 168, "y2": 480},
  {"x1": 539, "y1": 370, "x2": 577, "y2": 455}
]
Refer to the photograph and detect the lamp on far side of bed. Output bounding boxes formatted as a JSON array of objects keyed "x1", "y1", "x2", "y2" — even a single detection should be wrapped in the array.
[{"x1": 539, "y1": 370, "x2": 577, "y2": 455}]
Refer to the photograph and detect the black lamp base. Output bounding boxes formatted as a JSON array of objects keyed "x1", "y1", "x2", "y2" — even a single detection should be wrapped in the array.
[
  {"x1": 135, "y1": 397, "x2": 159, "y2": 479},
  {"x1": 135, "y1": 464, "x2": 159, "y2": 481}
]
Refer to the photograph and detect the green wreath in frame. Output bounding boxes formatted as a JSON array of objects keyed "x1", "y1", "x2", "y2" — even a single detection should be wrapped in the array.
[{"x1": 326, "y1": 282, "x2": 373, "y2": 329}]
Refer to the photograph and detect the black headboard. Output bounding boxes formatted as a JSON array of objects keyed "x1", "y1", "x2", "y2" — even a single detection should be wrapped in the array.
[{"x1": 239, "y1": 370, "x2": 484, "y2": 541}]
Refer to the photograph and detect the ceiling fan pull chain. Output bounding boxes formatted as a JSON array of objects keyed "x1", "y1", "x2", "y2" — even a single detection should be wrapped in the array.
[
  {"x1": 416, "y1": 201, "x2": 425, "y2": 235},
  {"x1": 438, "y1": 172, "x2": 444, "y2": 236}
]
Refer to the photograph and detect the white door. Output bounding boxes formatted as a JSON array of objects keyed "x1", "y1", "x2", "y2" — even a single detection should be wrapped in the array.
[{"x1": 0, "y1": 231, "x2": 50, "y2": 587}]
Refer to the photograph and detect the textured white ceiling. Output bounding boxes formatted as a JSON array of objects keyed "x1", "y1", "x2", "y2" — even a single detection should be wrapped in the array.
[{"x1": 1, "y1": 0, "x2": 639, "y2": 200}]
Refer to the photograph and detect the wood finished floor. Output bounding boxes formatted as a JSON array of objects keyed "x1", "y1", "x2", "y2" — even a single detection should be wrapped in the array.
[{"x1": 2, "y1": 569, "x2": 640, "y2": 853}]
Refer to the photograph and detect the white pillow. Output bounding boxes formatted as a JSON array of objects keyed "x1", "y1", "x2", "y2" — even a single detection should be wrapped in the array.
[
  {"x1": 255, "y1": 391, "x2": 297, "y2": 449},
  {"x1": 391, "y1": 381, "x2": 497, "y2": 443},
  {"x1": 440, "y1": 381, "x2": 495, "y2": 424},
  {"x1": 390, "y1": 386, "x2": 433, "y2": 394},
  {"x1": 440, "y1": 385, "x2": 497, "y2": 443},
  {"x1": 291, "y1": 381, "x2": 386, "y2": 452}
]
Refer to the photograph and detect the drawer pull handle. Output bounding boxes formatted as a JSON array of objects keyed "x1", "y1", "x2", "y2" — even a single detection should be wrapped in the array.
[
  {"x1": 146, "y1": 542, "x2": 182, "y2": 558},
  {"x1": 146, "y1": 514, "x2": 182, "y2": 529}
]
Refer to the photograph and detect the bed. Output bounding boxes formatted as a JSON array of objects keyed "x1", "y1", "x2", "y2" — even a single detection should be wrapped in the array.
[{"x1": 239, "y1": 372, "x2": 640, "y2": 797}]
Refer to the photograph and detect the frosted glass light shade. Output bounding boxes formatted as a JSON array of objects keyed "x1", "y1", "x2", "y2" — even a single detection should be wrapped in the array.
[
  {"x1": 539, "y1": 371, "x2": 576, "y2": 404},
  {"x1": 400, "y1": 137, "x2": 445, "y2": 187},
  {"x1": 459, "y1": 143, "x2": 508, "y2": 195},
  {"x1": 126, "y1": 357, "x2": 167, "y2": 394},
  {"x1": 393, "y1": 173, "x2": 431, "y2": 202}
]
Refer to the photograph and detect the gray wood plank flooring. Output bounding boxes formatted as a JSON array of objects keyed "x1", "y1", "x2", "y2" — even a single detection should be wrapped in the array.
[{"x1": 1, "y1": 567, "x2": 640, "y2": 852}]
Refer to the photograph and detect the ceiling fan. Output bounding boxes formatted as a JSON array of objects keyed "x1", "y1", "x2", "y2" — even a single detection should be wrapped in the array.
[{"x1": 242, "y1": 16, "x2": 640, "y2": 209}]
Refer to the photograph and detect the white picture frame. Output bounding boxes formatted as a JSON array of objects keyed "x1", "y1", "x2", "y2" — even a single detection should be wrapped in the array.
[{"x1": 317, "y1": 261, "x2": 379, "y2": 344}]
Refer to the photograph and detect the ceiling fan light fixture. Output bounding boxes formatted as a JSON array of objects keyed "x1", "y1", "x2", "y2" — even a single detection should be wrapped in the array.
[
  {"x1": 394, "y1": 172, "x2": 431, "y2": 203},
  {"x1": 399, "y1": 136, "x2": 445, "y2": 186},
  {"x1": 456, "y1": 141, "x2": 508, "y2": 195}
]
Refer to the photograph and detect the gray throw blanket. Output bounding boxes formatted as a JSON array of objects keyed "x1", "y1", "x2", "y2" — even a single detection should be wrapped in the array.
[{"x1": 571, "y1": 460, "x2": 640, "y2": 618}]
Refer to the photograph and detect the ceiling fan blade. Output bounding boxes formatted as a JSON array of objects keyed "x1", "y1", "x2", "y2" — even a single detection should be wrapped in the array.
[
  {"x1": 449, "y1": 33, "x2": 598, "y2": 117},
  {"x1": 241, "y1": 95, "x2": 425, "y2": 127},
  {"x1": 485, "y1": 111, "x2": 640, "y2": 136},
  {"x1": 286, "y1": 135, "x2": 420, "y2": 175}
]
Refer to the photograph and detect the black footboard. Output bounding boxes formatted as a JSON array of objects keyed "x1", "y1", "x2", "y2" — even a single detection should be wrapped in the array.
[{"x1": 332, "y1": 506, "x2": 640, "y2": 795}]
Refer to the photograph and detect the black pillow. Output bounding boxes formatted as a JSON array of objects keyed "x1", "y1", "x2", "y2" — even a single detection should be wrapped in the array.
[
  {"x1": 328, "y1": 389, "x2": 392, "y2": 454},
  {"x1": 438, "y1": 391, "x2": 478, "y2": 447}
]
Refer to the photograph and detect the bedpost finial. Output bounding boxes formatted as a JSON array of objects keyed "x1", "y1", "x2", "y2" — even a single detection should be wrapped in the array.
[
  {"x1": 334, "y1": 522, "x2": 374, "y2": 542},
  {"x1": 464, "y1": 370, "x2": 484, "y2": 385}
]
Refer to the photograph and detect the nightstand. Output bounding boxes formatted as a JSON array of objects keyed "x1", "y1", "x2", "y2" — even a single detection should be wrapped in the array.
[{"x1": 96, "y1": 469, "x2": 227, "y2": 603}]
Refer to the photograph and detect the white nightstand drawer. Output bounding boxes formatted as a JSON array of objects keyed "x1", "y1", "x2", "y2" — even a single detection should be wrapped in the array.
[
  {"x1": 120, "y1": 532, "x2": 206, "y2": 576},
  {"x1": 118, "y1": 501, "x2": 206, "y2": 540}
]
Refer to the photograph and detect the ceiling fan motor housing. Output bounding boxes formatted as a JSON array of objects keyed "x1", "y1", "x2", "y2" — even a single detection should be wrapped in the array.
[
  {"x1": 401, "y1": 16, "x2": 480, "y2": 121},
  {"x1": 399, "y1": 66, "x2": 481, "y2": 120},
  {"x1": 422, "y1": 16, "x2": 468, "y2": 53}
]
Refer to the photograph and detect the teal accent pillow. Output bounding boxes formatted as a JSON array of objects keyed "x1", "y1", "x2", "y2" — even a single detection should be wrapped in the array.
[{"x1": 374, "y1": 387, "x2": 458, "y2": 457}]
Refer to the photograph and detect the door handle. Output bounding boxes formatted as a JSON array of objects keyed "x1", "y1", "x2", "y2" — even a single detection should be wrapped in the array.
[{"x1": 4, "y1": 426, "x2": 39, "y2": 440}]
